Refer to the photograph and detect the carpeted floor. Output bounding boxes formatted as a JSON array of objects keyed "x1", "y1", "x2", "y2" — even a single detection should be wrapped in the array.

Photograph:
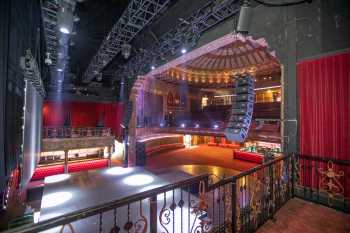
[
  {"x1": 256, "y1": 198, "x2": 350, "y2": 233},
  {"x1": 146, "y1": 145, "x2": 258, "y2": 172}
]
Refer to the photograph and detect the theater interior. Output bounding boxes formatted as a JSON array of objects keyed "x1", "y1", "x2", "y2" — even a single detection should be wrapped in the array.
[{"x1": 0, "y1": 0, "x2": 349, "y2": 232}]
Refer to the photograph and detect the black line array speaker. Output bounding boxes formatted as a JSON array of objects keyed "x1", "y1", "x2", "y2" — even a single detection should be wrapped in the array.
[{"x1": 225, "y1": 75, "x2": 254, "y2": 142}]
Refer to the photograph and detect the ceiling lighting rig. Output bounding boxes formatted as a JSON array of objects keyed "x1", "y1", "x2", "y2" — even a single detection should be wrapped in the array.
[
  {"x1": 116, "y1": 0, "x2": 242, "y2": 79},
  {"x1": 83, "y1": 0, "x2": 171, "y2": 82},
  {"x1": 41, "y1": 0, "x2": 77, "y2": 93}
]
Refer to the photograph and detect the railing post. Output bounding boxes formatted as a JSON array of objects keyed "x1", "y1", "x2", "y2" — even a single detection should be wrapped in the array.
[
  {"x1": 291, "y1": 153, "x2": 295, "y2": 198},
  {"x1": 231, "y1": 177, "x2": 237, "y2": 233},
  {"x1": 64, "y1": 150, "x2": 69, "y2": 173},
  {"x1": 149, "y1": 195, "x2": 157, "y2": 233},
  {"x1": 269, "y1": 164, "x2": 274, "y2": 219}
]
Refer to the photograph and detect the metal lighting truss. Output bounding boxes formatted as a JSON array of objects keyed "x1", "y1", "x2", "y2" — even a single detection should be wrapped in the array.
[
  {"x1": 41, "y1": 0, "x2": 60, "y2": 67},
  {"x1": 83, "y1": 0, "x2": 171, "y2": 81},
  {"x1": 117, "y1": 0, "x2": 242, "y2": 79}
]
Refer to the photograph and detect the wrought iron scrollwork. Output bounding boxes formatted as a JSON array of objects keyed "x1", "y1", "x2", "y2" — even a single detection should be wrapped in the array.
[{"x1": 318, "y1": 161, "x2": 344, "y2": 205}]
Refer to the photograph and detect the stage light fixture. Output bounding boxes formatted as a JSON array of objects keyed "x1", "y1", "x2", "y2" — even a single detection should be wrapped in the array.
[
  {"x1": 181, "y1": 123, "x2": 186, "y2": 128},
  {"x1": 45, "y1": 174, "x2": 70, "y2": 184},
  {"x1": 57, "y1": 5, "x2": 74, "y2": 35},
  {"x1": 41, "y1": 192, "x2": 72, "y2": 209},
  {"x1": 105, "y1": 167, "x2": 133, "y2": 176},
  {"x1": 213, "y1": 124, "x2": 219, "y2": 129},
  {"x1": 57, "y1": 68, "x2": 63, "y2": 72},
  {"x1": 195, "y1": 123, "x2": 200, "y2": 128},
  {"x1": 151, "y1": 65, "x2": 155, "y2": 70},
  {"x1": 123, "y1": 174, "x2": 154, "y2": 186},
  {"x1": 181, "y1": 48, "x2": 187, "y2": 54}
]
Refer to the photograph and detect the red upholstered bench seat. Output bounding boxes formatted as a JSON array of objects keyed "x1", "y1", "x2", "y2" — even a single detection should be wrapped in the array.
[
  {"x1": 68, "y1": 159, "x2": 109, "y2": 173},
  {"x1": 31, "y1": 165, "x2": 65, "y2": 181},
  {"x1": 146, "y1": 143, "x2": 185, "y2": 156},
  {"x1": 233, "y1": 151, "x2": 263, "y2": 164},
  {"x1": 31, "y1": 159, "x2": 109, "y2": 181}
]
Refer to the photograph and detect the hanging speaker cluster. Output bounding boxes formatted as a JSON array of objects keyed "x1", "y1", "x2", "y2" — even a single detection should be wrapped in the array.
[{"x1": 225, "y1": 75, "x2": 254, "y2": 142}]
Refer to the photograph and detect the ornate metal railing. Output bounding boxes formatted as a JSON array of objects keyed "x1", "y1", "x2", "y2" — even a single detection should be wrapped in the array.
[
  {"x1": 294, "y1": 153, "x2": 350, "y2": 213},
  {"x1": 208, "y1": 154, "x2": 294, "y2": 233},
  {"x1": 4, "y1": 153, "x2": 348, "y2": 232},
  {"x1": 43, "y1": 127, "x2": 112, "y2": 138}
]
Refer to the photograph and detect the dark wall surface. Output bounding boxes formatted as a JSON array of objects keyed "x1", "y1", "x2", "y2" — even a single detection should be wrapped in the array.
[{"x1": 0, "y1": 0, "x2": 47, "y2": 191}]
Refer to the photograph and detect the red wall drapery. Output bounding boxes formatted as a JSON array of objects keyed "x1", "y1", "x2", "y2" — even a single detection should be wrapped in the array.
[
  {"x1": 298, "y1": 52, "x2": 350, "y2": 160},
  {"x1": 43, "y1": 101, "x2": 123, "y2": 137},
  {"x1": 298, "y1": 52, "x2": 350, "y2": 196}
]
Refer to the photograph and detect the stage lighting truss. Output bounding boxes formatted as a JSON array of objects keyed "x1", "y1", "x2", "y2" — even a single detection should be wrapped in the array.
[
  {"x1": 115, "y1": 0, "x2": 242, "y2": 80},
  {"x1": 83, "y1": 0, "x2": 171, "y2": 82},
  {"x1": 41, "y1": 0, "x2": 60, "y2": 67}
]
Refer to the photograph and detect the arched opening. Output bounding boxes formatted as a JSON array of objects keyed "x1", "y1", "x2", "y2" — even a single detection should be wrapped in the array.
[{"x1": 126, "y1": 33, "x2": 282, "y2": 176}]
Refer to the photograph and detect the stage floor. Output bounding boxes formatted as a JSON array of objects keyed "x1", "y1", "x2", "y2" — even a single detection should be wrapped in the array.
[{"x1": 38, "y1": 167, "x2": 213, "y2": 233}]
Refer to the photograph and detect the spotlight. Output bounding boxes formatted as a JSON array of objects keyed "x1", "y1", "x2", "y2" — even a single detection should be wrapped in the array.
[
  {"x1": 213, "y1": 124, "x2": 219, "y2": 129},
  {"x1": 195, "y1": 123, "x2": 199, "y2": 128},
  {"x1": 41, "y1": 192, "x2": 72, "y2": 208},
  {"x1": 121, "y1": 43, "x2": 131, "y2": 59},
  {"x1": 60, "y1": 27, "x2": 70, "y2": 34},
  {"x1": 236, "y1": 0, "x2": 253, "y2": 34},
  {"x1": 57, "y1": 68, "x2": 63, "y2": 72},
  {"x1": 151, "y1": 65, "x2": 155, "y2": 70},
  {"x1": 105, "y1": 167, "x2": 133, "y2": 175},
  {"x1": 45, "y1": 174, "x2": 70, "y2": 184},
  {"x1": 181, "y1": 123, "x2": 186, "y2": 128},
  {"x1": 123, "y1": 174, "x2": 154, "y2": 186},
  {"x1": 181, "y1": 48, "x2": 187, "y2": 54}
]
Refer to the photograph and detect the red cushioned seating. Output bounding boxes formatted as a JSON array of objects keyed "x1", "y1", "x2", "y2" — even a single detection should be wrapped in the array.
[
  {"x1": 227, "y1": 144, "x2": 240, "y2": 149},
  {"x1": 31, "y1": 165, "x2": 65, "y2": 181},
  {"x1": 68, "y1": 159, "x2": 109, "y2": 173},
  {"x1": 233, "y1": 151, "x2": 263, "y2": 164}
]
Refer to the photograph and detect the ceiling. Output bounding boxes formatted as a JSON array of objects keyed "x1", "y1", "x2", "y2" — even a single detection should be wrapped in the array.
[{"x1": 153, "y1": 37, "x2": 281, "y2": 88}]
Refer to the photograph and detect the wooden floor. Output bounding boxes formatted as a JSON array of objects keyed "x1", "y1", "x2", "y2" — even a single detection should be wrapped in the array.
[
  {"x1": 146, "y1": 145, "x2": 257, "y2": 172},
  {"x1": 257, "y1": 198, "x2": 350, "y2": 233}
]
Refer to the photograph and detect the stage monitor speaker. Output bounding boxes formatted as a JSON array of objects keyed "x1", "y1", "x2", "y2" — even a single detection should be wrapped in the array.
[{"x1": 225, "y1": 75, "x2": 254, "y2": 142}]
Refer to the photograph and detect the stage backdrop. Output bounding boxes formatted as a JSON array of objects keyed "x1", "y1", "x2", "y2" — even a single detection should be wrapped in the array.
[{"x1": 43, "y1": 101, "x2": 123, "y2": 138}]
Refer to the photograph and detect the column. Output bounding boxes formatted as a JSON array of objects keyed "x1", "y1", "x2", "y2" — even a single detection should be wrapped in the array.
[{"x1": 108, "y1": 145, "x2": 112, "y2": 167}]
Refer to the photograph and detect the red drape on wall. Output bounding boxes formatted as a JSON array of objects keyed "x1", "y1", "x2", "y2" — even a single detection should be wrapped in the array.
[
  {"x1": 43, "y1": 101, "x2": 123, "y2": 137},
  {"x1": 298, "y1": 52, "x2": 350, "y2": 196},
  {"x1": 298, "y1": 52, "x2": 350, "y2": 160}
]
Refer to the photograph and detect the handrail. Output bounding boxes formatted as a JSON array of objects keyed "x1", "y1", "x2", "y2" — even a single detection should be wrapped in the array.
[
  {"x1": 3, "y1": 173, "x2": 209, "y2": 233},
  {"x1": 296, "y1": 153, "x2": 350, "y2": 166},
  {"x1": 208, "y1": 153, "x2": 292, "y2": 190}
]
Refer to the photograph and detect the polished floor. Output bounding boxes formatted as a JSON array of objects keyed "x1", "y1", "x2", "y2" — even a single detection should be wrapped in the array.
[
  {"x1": 257, "y1": 198, "x2": 350, "y2": 233},
  {"x1": 146, "y1": 145, "x2": 258, "y2": 172}
]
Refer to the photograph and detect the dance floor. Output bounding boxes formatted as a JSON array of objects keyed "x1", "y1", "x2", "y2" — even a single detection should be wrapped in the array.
[
  {"x1": 38, "y1": 167, "x2": 207, "y2": 233},
  {"x1": 146, "y1": 144, "x2": 258, "y2": 172}
]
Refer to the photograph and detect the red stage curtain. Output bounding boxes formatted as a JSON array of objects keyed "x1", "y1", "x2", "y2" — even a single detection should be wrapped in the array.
[
  {"x1": 298, "y1": 52, "x2": 350, "y2": 196},
  {"x1": 298, "y1": 52, "x2": 350, "y2": 160},
  {"x1": 43, "y1": 101, "x2": 123, "y2": 137}
]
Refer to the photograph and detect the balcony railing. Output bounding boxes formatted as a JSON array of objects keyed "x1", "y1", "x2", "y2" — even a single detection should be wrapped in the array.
[
  {"x1": 43, "y1": 127, "x2": 112, "y2": 139},
  {"x1": 4, "y1": 153, "x2": 349, "y2": 233}
]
